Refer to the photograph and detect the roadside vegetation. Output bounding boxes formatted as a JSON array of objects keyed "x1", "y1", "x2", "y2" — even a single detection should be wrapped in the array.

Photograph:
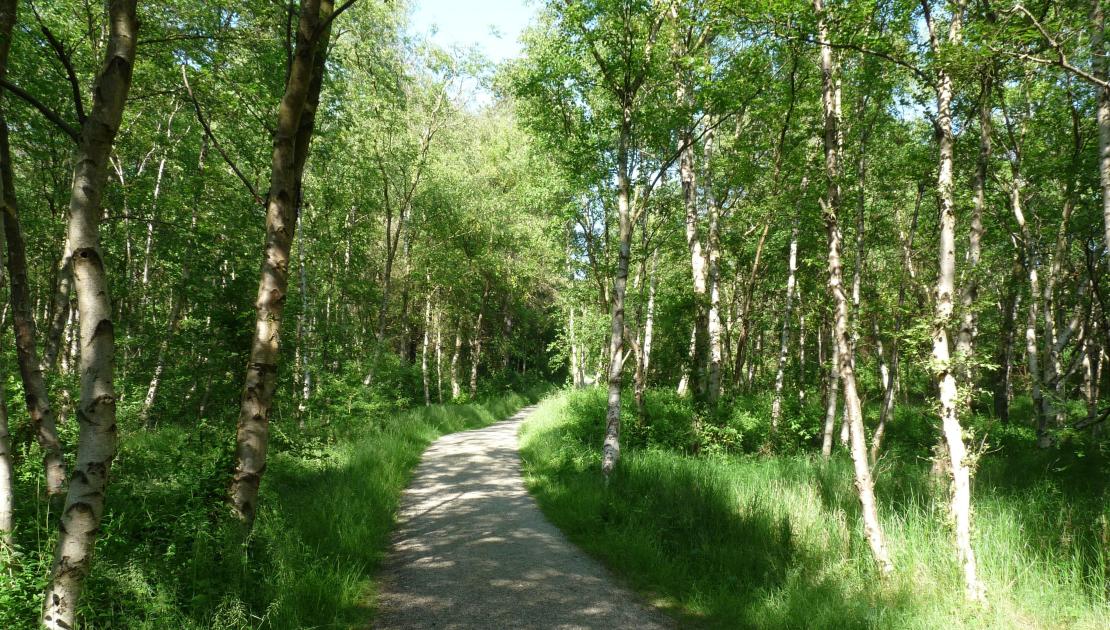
[
  {"x1": 1, "y1": 376, "x2": 546, "y2": 628},
  {"x1": 520, "y1": 387, "x2": 1110, "y2": 629}
]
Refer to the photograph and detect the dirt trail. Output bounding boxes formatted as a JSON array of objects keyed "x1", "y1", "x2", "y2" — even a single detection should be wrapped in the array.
[{"x1": 374, "y1": 405, "x2": 671, "y2": 629}]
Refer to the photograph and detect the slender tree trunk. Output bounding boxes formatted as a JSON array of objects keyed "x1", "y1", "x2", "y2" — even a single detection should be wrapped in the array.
[
  {"x1": 677, "y1": 55, "x2": 708, "y2": 404},
  {"x1": 771, "y1": 224, "x2": 799, "y2": 431},
  {"x1": 922, "y1": 0, "x2": 985, "y2": 602},
  {"x1": 635, "y1": 251, "x2": 658, "y2": 408},
  {"x1": 602, "y1": 107, "x2": 634, "y2": 480},
  {"x1": 1093, "y1": 0, "x2": 1110, "y2": 257},
  {"x1": 816, "y1": 0, "x2": 893, "y2": 574},
  {"x1": 569, "y1": 307, "x2": 580, "y2": 386},
  {"x1": 872, "y1": 184, "x2": 922, "y2": 464},
  {"x1": 705, "y1": 125, "x2": 723, "y2": 405},
  {"x1": 451, "y1": 320, "x2": 463, "y2": 399},
  {"x1": 298, "y1": 239, "x2": 311, "y2": 413},
  {"x1": 422, "y1": 289, "x2": 432, "y2": 406},
  {"x1": 994, "y1": 265, "x2": 1022, "y2": 421},
  {"x1": 0, "y1": 0, "x2": 66, "y2": 497},
  {"x1": 733, "y1": 219, "x2": 771, "y2": 386},
  {"x1": 677, "y1": 326, "x2": 696, "y2": 395},
  {"x1": 42, "y1": 240, "x2": 75, "y2": 372},
  {"x1": 0, "y1": 320, "x2": 12, "y2": 551},
  {"x1": 1008, "y1": 151, "x2": 1049, "y2": 443},
  {"x1": 42, "y1": 2, "x2": 138, "y2": 626},
  {"x1": 139, "y1": 293, "x2": 184, "y2": 426},
  {"x1": 230, "y1": 0, "x2": 331, "y2": 525},
  {"x1": 469, "y1": 281, "x2": 489, "y2": 398},
  {"x1": 955, "y1": 69, "x2": 992, "y2": 377},
  {"x1": 1084, "y1": 330, "x2": 1100, "y2": 426},
  {"x1": 435, "y1": 308, "x2": 443, "y2": 403}
]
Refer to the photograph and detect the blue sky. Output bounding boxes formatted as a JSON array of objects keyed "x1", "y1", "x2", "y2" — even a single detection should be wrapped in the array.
[{"x1": 410, "y1": 0, "x2": 538, "y2": 63}]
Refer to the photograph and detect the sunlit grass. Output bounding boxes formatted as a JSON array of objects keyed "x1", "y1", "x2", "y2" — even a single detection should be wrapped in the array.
[
  {"x1": 0, "y1": 383, "x2": 546, "y2": 628},
  {"x1": 519, "y1": 388, "x2": 1110, "y2": 629}
]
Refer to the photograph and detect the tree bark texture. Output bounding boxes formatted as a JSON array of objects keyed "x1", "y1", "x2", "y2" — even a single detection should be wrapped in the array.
[
  {"x1": 922, "y1": 0, "x2": 985, "y2": 603},
  {"x1": 816, "y1": 0, "x2": 894, "y2": 574},
  {"x1": 42, "y1": 1, "x2": 138, "y2": 626},
  {"x1": 230, "y1": 0, "x2": 331, "y2": 525},
  {"x1": 0, "y1": 0, "x2": 66, "y2": 497}
]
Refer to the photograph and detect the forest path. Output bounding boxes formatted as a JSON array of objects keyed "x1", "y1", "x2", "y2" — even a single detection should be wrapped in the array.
[{"x1": 373, "y1": 405, "x2": 671, "y2": 629}]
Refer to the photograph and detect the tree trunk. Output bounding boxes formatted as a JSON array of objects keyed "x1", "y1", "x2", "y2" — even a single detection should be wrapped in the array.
[
  {"x1": 422, "y1": 289, "x2": 432, "y2": 406},
  {"x1": 705, "y1": 124, "x2": 723, "y2": 405},
  {"x1": 451, "y1": 320, "x2": 463, "y2": 399},
  {"x1": 469, "y1": 281, "x2": 489, "y2": 398},
  {"x1": 139, "y1": 293, "x2": 184, "y2": 426},
  {"x1": 298, "y1": 238, "x2": 311, "y2": 414},
  {"x1": 1084, "y1": 331, "x2": 1100, "y2": 426},
  {"x1": 1093, "y1": 0, "x2": 1110, "y2": 257},
  {"x1": 435, "y1": 307, "x2": 443, "y2": 403},
  {"x1": 677, "y1": 58, "x2": 708, "y2": 404},
  {"x1": 677, "y1": 325, "x2": 696, "y2": 395},
  {"x1": 994, "y1": 265, "x2": 1022, "y2": 421},
  {"x1": 230, "y1": 0, "x2": 332, "y2": 525},
  {"x1": 955, "y1": 69, "x2": 992, "y2": 376},
  {"x1": 42, "y1": 1, "x2": 138, "y2": 626},
  {"x1": 42, "y1": 240, "x2": 75, "y2": 372},
  {"x1": 0, "y1": 0, "x2": 66, "y2": 497},
  {"x1": 871, "y1": 183, "x2": 922, "y2": 464},
  {"x1": 815, "y1": 0, "x2": 894, "y2": 574},
  {"x1": 770, "y1": 224, "x2": 799, "y2": 431},
  {"x1": 635, "y1": 251, "x2": 658, "y2": 408},
  {"x1": 922, "y1": 0, "x2": 985, "y2": 603},
  {"x1": 602, "y1": 106, "x2": 633, "y2": 480},
  {"x1": 733, "y1": 219, "x2": 771, "y2": 387},
  {"x1": 0, "y1": 327, "x2": 12, "y2": 551}
]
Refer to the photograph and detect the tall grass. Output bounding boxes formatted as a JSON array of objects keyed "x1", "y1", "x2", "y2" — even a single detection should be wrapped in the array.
[
  {"x1": 519, "y1": 388, "x2": 1110, "y2": 629},
  {"x1": 0, "y1": 384, "x2": 545, "y2": 629}
]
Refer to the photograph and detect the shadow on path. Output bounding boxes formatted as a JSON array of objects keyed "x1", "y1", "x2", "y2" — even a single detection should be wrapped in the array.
[{"x1": 374, "y1": 406, "x2": 671, "y2": 629}]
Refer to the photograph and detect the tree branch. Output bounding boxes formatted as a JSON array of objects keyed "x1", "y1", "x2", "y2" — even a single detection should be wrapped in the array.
[
  {"x1": 180, "y1": 66, "x2": 263, "y2": 206},
  {"x1": 32, "y1": 8, "x2": 86, "y2": 124},
  {"x1": 998, "y1": 4, "x2": 1110, "y2": 89},
  {"x1": 782, "y1": 31, "x2": 931, "y2": 84},
  {"x1": 316, "y1": 0, "x2": 359, "y2": 37},
  {"x1": 0, "y1": 78, "x2": 80, "y2": 142}
]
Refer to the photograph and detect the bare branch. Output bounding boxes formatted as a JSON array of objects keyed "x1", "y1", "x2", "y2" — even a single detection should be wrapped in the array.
[
  {"x1": 32, "y1": 11, "x2": 86, "y2": 124},
  {"x1": 1000, "y1": 4, "x2": 1110, "y2": 89},
  {"x1": 0, "y1": 78, "x2": 80, "y2": 142},
  {"x1": 180, "y1": 66, "x2": 264, "y2": 206}
]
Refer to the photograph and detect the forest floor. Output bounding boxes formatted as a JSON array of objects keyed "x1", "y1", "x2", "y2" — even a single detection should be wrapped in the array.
[{"x1": 373, "y1": 405, "x2": 671, "y2": 629}]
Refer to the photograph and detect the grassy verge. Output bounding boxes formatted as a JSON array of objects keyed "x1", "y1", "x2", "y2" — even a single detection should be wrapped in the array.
[
  {"x1": 0, "y1": 385, "x2": 545, "y2": 628},
  {"x1": 519, "y1": 387, "x2": 1110, "y2": 629}
]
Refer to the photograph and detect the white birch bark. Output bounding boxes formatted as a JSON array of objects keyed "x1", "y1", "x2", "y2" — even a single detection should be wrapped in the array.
[
  {"x1": 922, "y1": 0, "x2": 985, "y2": 602},
  {"x1": 42, "y1": 1, "x2": 138, "y2": 625},
  {"x1": 706, "y1": 125, "x2": 724, "y2": 404},
  {"x1": 422, "y1": 290, "x2": 432, "y2": 406},
  {"x1": 770, "y1": 225, "x2": 799, "y2": 430},
  {"x1": 434, "y1": 307, "x2": 443, "y2": 403},
  {"x1": 816, "y1": 0, "x2": 893, "y2": 573},
  {"x1": 451, "y1": 320, "x2": 463, "y2": 399}
]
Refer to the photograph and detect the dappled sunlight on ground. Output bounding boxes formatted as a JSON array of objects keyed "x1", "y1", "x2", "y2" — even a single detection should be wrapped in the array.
[{"x1": 374, "y1": 406, "x2": 670, "y2": 629}]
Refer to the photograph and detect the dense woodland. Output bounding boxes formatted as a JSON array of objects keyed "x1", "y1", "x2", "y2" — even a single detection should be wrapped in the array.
[{"x1": 0, "y1": 0, "x2": 1107, "y2": 628}]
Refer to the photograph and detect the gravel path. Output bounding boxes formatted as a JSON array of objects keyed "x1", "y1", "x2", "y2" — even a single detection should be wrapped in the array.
[{"x1": 373, "y1": 405, "x2": 671, "y2": 629}]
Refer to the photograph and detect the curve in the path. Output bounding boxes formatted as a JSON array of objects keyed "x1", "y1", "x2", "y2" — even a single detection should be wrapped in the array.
[{"x1": 373, "y1": 405, "x2": 671, "y2": 630}]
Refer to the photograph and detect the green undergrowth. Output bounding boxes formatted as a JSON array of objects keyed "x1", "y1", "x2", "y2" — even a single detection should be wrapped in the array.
[
  {"x1": 0, "y1": 379, "x2": 547, "y2": 629},
  {"x1": 519, "y1": 387, "x2": 1110, "y2": 629}
]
